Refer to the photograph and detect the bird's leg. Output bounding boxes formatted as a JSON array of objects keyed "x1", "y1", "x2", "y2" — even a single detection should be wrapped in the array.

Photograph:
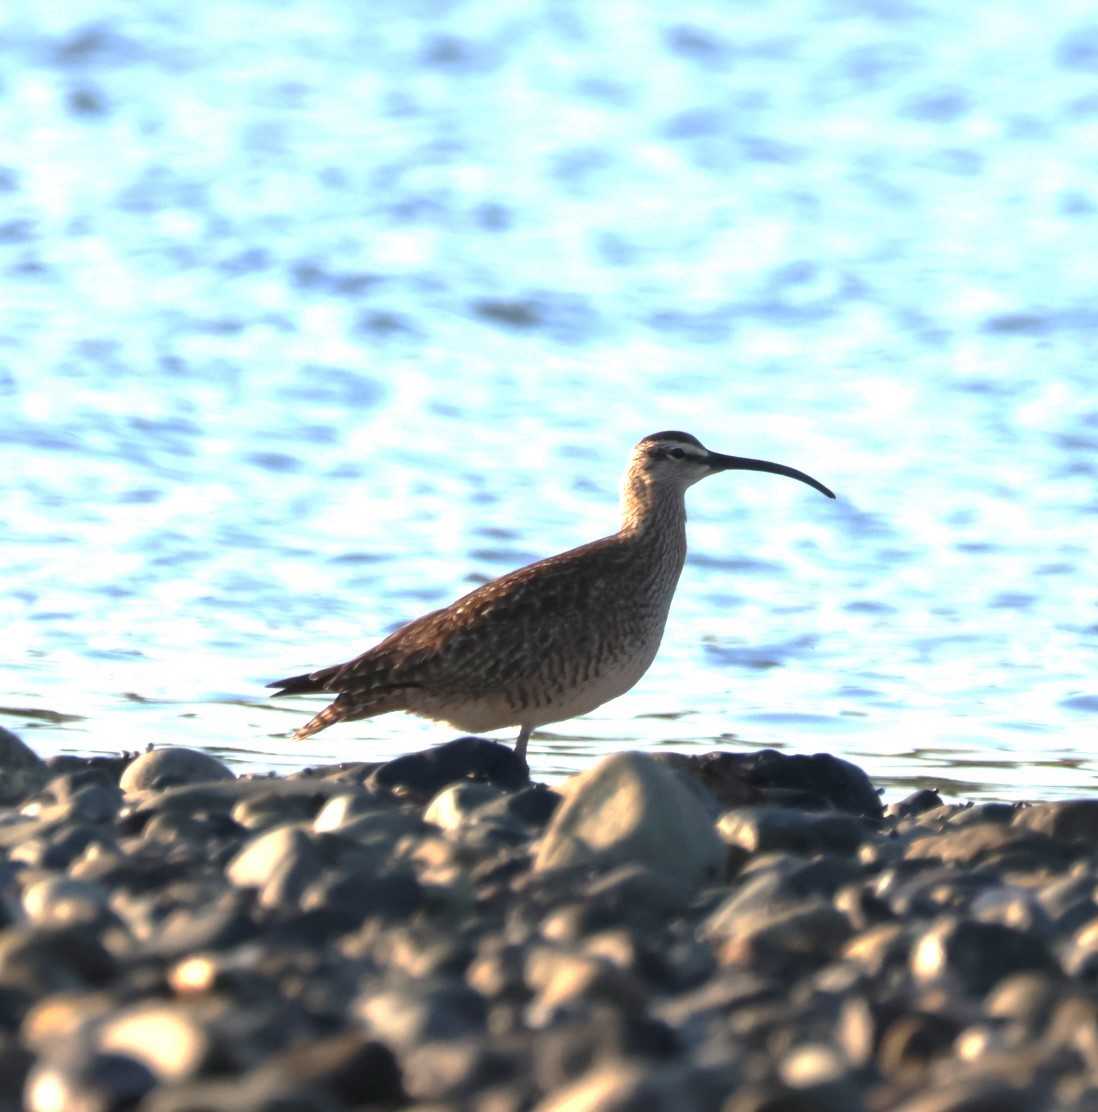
[{"x1": 514, "y1": 724, "x2": 532, "y2": 763}]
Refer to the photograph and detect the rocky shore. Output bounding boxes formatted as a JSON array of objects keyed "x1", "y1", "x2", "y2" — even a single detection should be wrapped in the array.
[{"x1": 1, "y1": 726, "x2": 1097, "y2": 1111}]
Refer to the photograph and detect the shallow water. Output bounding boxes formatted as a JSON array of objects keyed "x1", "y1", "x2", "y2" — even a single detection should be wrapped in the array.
[{"x1": 3, "y1": 0, "x2": 1097, "y2": 801}]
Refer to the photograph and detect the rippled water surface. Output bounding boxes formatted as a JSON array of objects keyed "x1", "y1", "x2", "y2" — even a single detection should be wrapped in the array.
[{"x1": 3, "y1": 0, "x2": 1097, "y2": 801}]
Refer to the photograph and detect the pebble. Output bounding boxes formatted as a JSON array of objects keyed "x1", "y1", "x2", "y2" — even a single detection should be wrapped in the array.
[
  {"x1": 1, "y1": 735, "x2": 1097, "y2": 1110},
  {"x1": 533, "y1": 751, "x2": 726, "y2": 887},
  {"x1": 119, "y1": 747, "x2": 234, "y2": 793}
]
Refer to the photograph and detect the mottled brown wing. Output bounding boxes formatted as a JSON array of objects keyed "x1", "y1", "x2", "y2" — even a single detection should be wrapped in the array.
[{"x1": 321, "y1": 533, "x2": 631, "y2": 698}]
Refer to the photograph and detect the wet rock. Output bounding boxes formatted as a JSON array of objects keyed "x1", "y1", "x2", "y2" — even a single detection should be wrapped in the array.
[
  {"x1": 534, "y1": 752, "x2": 726, "y2": 887},
  {"x1": 659, "y1": 748, "x2": 882, "y2": 817},
  {"x1": 0, "y1": 727, "x2": 50, "y2": 805},
  {"x1": 1012, "y1": 799, "x2": 1098, "y2": 840},
  {"x1": 45, "y1": 752, "x2": 133, "y2": 785},
  {"x1": 903, "y1": 822, "x2": 1074, "y2": 869},
  {"x1": 717, "y1": 807, "x2": 868, "y2": 855},
  {"x1": 5, "y1": 730, "x2": 1098, "y2": 1111},
  {"x1": 23, "y1": 770, "x2": 121, "y2": 825},
  {"x1": 884, "y1": 789, "x2": 945, "y2": 819},
  {"x1": 300, "y1": 865, "x2": 422, "y2": 924},
  {"x1": 120, "y1": 747, "x2": 235, "y2": 792},
  {"x1": 370, "y1": 736, "x2": 529, "y2": 799}
]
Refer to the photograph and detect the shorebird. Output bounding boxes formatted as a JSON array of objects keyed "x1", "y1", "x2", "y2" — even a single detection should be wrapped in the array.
[{"x1": 268, "y1": 431, "x2": 835, "y2": 761}]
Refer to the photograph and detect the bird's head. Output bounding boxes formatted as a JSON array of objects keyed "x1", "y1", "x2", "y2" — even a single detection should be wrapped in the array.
[{"x1": 630, "y1": 431, "x2": 836, "y2": 499}]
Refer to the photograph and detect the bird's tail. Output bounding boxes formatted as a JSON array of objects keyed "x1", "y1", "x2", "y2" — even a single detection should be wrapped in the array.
[
  {"x1": 267, "y1": 667, "x2": 339, "y2": 697},
  {"x1": 292, "y1": 702, "x2": 346, "y2": 741}
]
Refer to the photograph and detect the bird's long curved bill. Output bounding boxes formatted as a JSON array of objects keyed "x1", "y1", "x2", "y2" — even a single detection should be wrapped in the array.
[{"x1": 708, "y1": 453, "x2": 836, "y2": 499}]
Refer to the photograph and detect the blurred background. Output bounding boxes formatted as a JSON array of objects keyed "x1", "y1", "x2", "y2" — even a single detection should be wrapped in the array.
[{"x1": 2, "y1": 0, "x2": 1096, "y2": 800}]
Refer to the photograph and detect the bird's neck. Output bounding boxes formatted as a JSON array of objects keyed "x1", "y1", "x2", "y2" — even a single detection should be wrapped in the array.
[{"x1": 619, "y1": 476, "x2": 688, "y2": 561}]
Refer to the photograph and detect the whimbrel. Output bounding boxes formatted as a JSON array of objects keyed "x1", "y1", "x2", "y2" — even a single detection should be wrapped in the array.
[{"x1": 268, "y1": 431, "x2": 835, "y2": 761}]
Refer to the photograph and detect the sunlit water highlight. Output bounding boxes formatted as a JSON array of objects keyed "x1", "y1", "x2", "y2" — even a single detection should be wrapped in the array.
[{"x1": 2, "y1": 0, "x2": 1096, "y2": 802}]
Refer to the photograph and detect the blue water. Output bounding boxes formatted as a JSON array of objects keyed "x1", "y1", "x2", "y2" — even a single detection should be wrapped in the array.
[{"x1": 3, "y1": 0, "x2": 1097, "y2": 801}]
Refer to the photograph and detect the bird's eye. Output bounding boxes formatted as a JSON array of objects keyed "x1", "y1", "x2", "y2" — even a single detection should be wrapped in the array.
[{"x1": 668, "y1": 448, "x2": 686, "y2": 460}]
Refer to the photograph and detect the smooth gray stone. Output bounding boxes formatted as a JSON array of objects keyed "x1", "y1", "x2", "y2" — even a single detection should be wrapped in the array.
[
  {"x1": 718, "y1": 806, "x2": 868, "y2": 855},
  {"x1": 529, "y1": 1061, "x2": 716, "y2": 1112},
  {"x1": 909, "y1": 918, "x2": 1057, "y2": 995},
  {"x1": 475, "y1": 785, "x2": 562, "y2": 829},
  {"x1": 903, "y1": 823, "x2": 1075, "y2": 869},
  {"x1": 8, "y1": 823, "x2": 117, "y2": 870},
  {"x1": 355, "y1": 979, "x2": 488, "y2": 1048},
  {"x1": 22, "y1": 772, "x2": 121, "y2": 825},
  {"x1": 20, "y1": 874, "x2": 117, "y2": 932},
  {"x1": 466, "y1": 939, "x2": 529, "y2": 1000},
  {"x1": 969, "y1": 885, "x2": 1053, "y2": 939},
  {"x1": 707, "y1": 898, "x2": 854, "y2": 967},
  {"x1": 97, "y1": 1002, "x2": 216, "y2": 1083},
  {"x1": 248, "y1": 1032, "x2": 403, "y2": 1106},
  {"x1": 702, "y1": 856, "x2": 862, "y2": 930},
  {"x1": 1013, "y1": 799, "x2": 1098, "y2": 839},
  {"x1": 724, "y1": 1079, "x2": 864, "y2": 1112},
  {"x1": 401, "y1": 1037, "x2": 520, "y2": 1103},
  {"x1": 524, "y1": 945, "x2": 648, "y2": 1018},
  {"x1": 886, "y1": 1079, "x2": 1048, "y2": 1112},
  {"x1": 879, "y1": 865, "x2": 1005, "y2": 919},
  {"x1": 126, "y1": 777, "x2": 360, "y2": 825},
  {"x1": 25, "y1": 1050, "x2": 157, "y2": 1112},
  {"x1": 120, "y1": 747, "x2": 235, "y2": 792},
  {"x1": 0, "y1": 1031, "x2": 31, "y2": 1105},
  {"x1": 225, "y1": 824, "x2": 325, "y2": 906},
  {"x1": 0, "y1": 925, "x2": 118, "y2": 996},
  {"x1": 982, "y1": 972, "x2": 1074, "y2": 1033},
  {"x1": 534, "y1": 752, "x2": 726, "y2": 888},
  {"x1": 312, "y1": 789, "x2": 391, "y2": 832},
  {"x1": 138, "y1": 1074, "x2": 343, "y2": 1112},
  {"x1": 582, "y1": 863, "x2": 695, "y2": 917},
  {"x1": 141, "y1": 889, "x2": 259, "y2": 959},
  {"x1": 531, "y1": 1010, "x2": 680, "y2": 1094},
  {"x1": 424, "y1": 782, "x2": 506, "y2": 831},
  {"x1": 876, "y1": 1010, "x2": 961, "y2": 1082},
  {"x1": 22, "y1": 875, "x2": 110, "y2": 923},
  {"x1": 318, "y1": 807, "x2": 430, "y2": 846}
]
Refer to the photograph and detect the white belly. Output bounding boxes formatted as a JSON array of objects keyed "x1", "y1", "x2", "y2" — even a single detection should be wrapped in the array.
[{"x1": 414, "y1": 640, "x2": 662, "y2": 734}]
